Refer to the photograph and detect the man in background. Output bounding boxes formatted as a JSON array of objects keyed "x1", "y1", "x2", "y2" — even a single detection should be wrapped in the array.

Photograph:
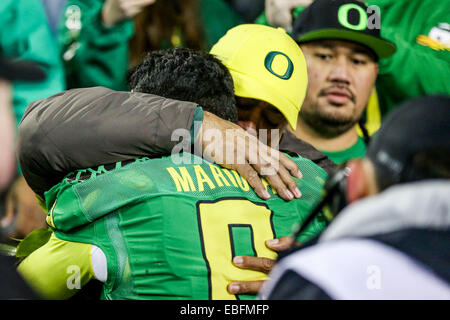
[
  {"x1": 1, "y1": 0, "x2": 65, "y2": 238},
  {"x1": 259, "y1": 0, "x2": 449, "y2": 154},
  {"x1": 283, "y1": 0, "x2": 396, "y2": 164}
]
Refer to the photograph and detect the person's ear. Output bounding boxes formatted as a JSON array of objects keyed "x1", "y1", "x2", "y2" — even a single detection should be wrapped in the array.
[{"x1": 346, "y1": 159, "x2": 369, "y2": 203}]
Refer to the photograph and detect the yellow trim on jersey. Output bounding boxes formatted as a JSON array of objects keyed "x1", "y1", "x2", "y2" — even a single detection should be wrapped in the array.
[{"x1": 17, "y1": 233, "x2": 95, "y2": 300}]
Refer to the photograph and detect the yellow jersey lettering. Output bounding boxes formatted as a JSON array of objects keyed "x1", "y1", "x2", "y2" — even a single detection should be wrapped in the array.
[
  {"x1": 194, "y1": 165, "x2": 216, "y2": 192},
  {"x1": 221, "y1": 168, "x2": 239, "y2": 188},
  {"x1": 232, "y1": 170, "x2": 250, "y2": 192},
  {"x1": 261, "y1": 178, "x2": 277, "y2": 194},
  {"x1": 209, "y1": 164, "x2": 230, "y2": 187},
  {"x1": 166, "y1": 167, "x2": 196, "y2": 192}
]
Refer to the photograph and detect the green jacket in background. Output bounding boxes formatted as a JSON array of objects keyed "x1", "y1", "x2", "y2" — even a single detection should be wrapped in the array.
[
  {"x1": 366, "y1": 0, "x2": 450, "y2": 116},
  {"x1": 200, "y1": 0, "x2": 243, "y2": 49},
  {"x1": 0, "y1": 0, "x2": 65, "y2": 128},
  {"x1": 256, "y1": 0, "x2": 450, "y2": 118},
  {"x1": 59, "y1": 0, "x2": 134, "y2": 91},
  {"x1": 59, "y1": 0, "x2": 242, "y2": 91}
]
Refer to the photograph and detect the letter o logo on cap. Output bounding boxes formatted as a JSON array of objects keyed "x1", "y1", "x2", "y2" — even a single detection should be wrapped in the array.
[
  {"x1": 264, "y1": 51, "x2": 294, "y2": 80},
  {"x1": 338, "y1": 4, "x2": 368, "y2": 31}
]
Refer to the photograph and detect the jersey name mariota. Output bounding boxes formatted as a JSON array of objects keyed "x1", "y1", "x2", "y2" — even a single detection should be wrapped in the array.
[{"x1": 47, "y1": 154, "x2": 327, "y2": 300}]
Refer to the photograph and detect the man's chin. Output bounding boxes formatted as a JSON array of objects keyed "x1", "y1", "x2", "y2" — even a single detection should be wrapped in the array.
[
  {"x1": 303, "y1": 112, "x2": 358, "y2": 137},
  {"x1": 319, "y1": 122, "x2": 356, "y2": 138},
  {"x1": 317, "y1": 101, "x2": 359, "y2": 122},
  {"x1": 319, "y1": 97, "x2": 355, "y2": 111}
]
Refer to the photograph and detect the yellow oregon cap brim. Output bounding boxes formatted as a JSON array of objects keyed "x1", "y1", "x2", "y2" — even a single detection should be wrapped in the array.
[{"x1": 229, "y1": 68, "x2": 302, "y2": 130}]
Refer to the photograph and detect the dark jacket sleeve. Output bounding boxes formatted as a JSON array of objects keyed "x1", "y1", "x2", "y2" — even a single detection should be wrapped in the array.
[
  {"x1": 17, "y1": 87, "x2": 200, "y2": 197},
  {"x1": 265, "y1": 269, "x2": 332, "y2": 300}
]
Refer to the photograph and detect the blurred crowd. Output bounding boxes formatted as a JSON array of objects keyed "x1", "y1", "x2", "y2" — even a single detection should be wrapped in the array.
[{"x1": 0, "y1": 0, "x2": 449, "y2": 301}]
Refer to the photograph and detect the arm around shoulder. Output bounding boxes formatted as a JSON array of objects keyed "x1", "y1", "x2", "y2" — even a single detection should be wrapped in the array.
[{"x1": 17, "y1": 87, "x2": 200, "y2": 197}]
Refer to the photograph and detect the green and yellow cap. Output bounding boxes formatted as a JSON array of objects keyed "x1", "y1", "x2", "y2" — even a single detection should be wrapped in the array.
[{"x1": 210, "y1": 24, "x2": 308, "y2": 130}]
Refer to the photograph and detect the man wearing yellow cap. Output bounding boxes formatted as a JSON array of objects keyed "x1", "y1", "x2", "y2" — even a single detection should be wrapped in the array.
[
  {"x1": 285, "y1": 0, "x2": 396, "y2": 164},
  {"x1": 210, "y1": 24, "x2": 335, "y2": 173}
]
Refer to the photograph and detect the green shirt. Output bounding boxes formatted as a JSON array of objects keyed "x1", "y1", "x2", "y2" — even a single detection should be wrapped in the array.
[
  {"x1": 321, "y1": 136, "x2": 367, "y2": 164},
  {"x1": 44, "y1": 154, "x2": 328, "y2": 300}
]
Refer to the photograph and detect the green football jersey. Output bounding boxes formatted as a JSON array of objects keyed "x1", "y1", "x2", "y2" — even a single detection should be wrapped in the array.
[{"x1": 45, "y1": 154, "x2": 328, "y2": 300}]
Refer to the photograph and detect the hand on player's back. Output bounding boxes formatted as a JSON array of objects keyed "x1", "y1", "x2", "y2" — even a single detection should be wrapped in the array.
[{"x1": 198, "y1": 112, "x2": 303, "y2": 201}]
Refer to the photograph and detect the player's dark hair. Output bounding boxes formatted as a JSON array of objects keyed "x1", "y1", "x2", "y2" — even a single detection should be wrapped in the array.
[
  {"x1": 374, "y1": 147, "x2": 450, "y2": 192},
  {"x1": 128, "y1": 48, "x2": 237, "y2": 123}
]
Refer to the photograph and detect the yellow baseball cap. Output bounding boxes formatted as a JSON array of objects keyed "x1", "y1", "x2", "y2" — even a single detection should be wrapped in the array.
[{"x1": 210, "y1": 24, "x2": 308, "y2": 130}]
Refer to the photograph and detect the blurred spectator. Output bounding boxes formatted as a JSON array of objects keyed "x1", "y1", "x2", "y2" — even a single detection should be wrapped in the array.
[
  {"x1": 0, "y1": 55, "x2": 46, "y2": 300},
  {"x1": 40, "y1": 0, "x2": 69, "y2": 36},
  {"x1": 59, "y1": 0, "x2": 242, "y2": 90},
  {"x1": 255, "y1": 0, "x2": 312, "y2": 29},
  {"x1": 225, "y1": 0, "x2": 265, "y2": 23},
  {"x1": 1, "y1": 175, "x2": 48, "y2": 239},
  {"x1": 0, "y1": 0, "x2": 65, "y2": 239},
  {"x1": 261, "y1": 95, "x2": 450, "y2": 300},
  {"x1": 0, "y1": 68, "x2": 15, "y2": 227},
  {"x1": 281, "y1": 0, "x2": 396, "y2": 164},
  {"x1": 0, "y1": 77, "x2": 15, "y2": 194},
  {"x1": 263, "y1": 0, "x2": 314, "y2": 31},
  {"x1": 1, "y1": 0, "x2": 65, "y2": 128},
  {"x1": 127, "y1": 0, "x2": 206, "y2": 67}
]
